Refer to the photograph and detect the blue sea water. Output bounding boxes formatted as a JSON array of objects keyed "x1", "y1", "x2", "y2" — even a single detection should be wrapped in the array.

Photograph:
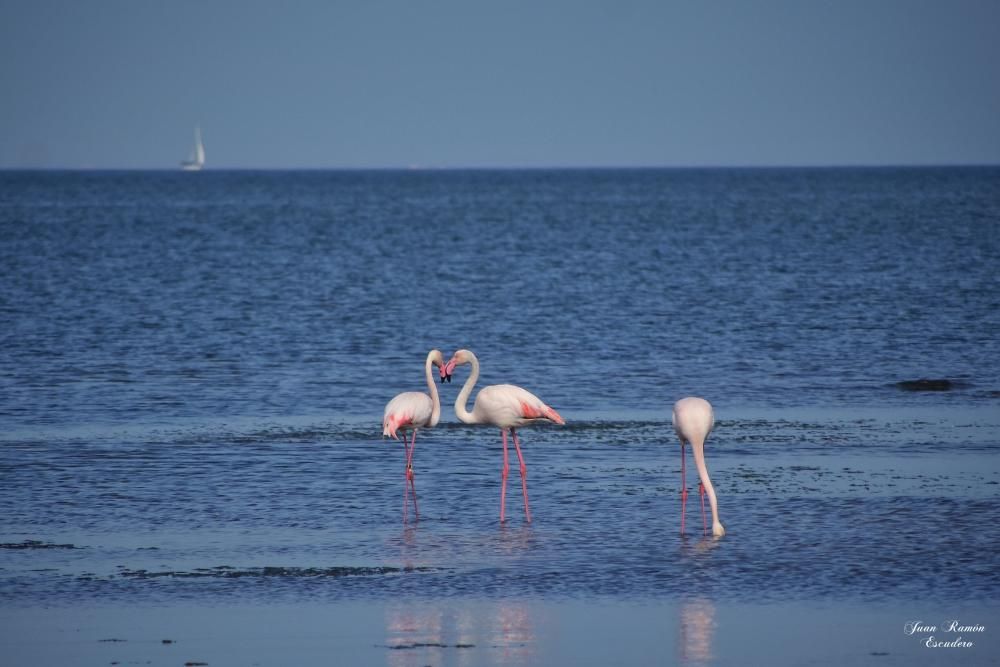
[{"x1": 1, "y1": 168, "x2": 999, "y2": 611}]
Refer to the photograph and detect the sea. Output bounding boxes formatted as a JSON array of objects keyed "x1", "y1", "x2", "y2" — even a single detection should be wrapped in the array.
[{"x1": 1, "y1": 168, "x2": 999, "y2": 664}]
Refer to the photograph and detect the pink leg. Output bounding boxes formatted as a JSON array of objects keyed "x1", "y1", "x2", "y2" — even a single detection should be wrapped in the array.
[
  {"x1": 401, "y1": 435, "x2": 411, "y2": 522},
  {"x1": 500, "y1": 429, "x2": 510, "y2": 523},
  {"x1": 511, "y1": 429, "x2": 532, "y2": 523},
  {"x1": 401, "y1": 431, "x2": 419, "y2": 523},
  {"x1": 407, "y1": 430, "x2": 418, "y2": 520},
  {"x1": 699, "y1": 482, "x2": 707, "y2": 536},
  {"x1": 680, "y1": 439, "x2": 688, "y2": 535}
]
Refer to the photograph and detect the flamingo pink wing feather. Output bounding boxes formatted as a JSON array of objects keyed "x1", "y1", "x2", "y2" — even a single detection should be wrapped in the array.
[{"x1": 519, "y1": 400, "x2": 565, "y2": 425}]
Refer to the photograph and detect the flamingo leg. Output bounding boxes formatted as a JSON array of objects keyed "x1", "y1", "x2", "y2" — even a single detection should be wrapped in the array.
[
  {"x1": 500, "y1": 429, "x2": 510, "y2": 523},
  {"x1": 511, "y1": 429, "x2": 532, "y2": 523},
  {"x1": 401, "y1": 434, "x2": 411, "y2": 522},
  {"x1": 406, "y1": 430, "x2": 419, "y2": 521},
  {"x1": 680, "y1": 439, "x2": 688, "y2": 535},
  {"x1": 699, "y1": 482, "x2": 707, "y2": 536}
]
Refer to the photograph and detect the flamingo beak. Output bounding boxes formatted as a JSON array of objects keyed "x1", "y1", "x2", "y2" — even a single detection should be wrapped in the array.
[
  {"x1": 440, "y1": 359, "x2": 456, "y2": 383},
  {"x1": 439, "y1": 362, "x2": 453, "y2": 383}
]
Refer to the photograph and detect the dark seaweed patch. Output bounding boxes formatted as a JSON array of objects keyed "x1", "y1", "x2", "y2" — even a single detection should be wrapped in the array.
[
  {"x1": 0, "y1": 540, "x2": 77, "y2": 550},
  {"x1": 118, "y1": 565, "x2": 436, "y2": 579},
  {"x1": 385, "y1": 642, "x2": 476, "y2": 650}
]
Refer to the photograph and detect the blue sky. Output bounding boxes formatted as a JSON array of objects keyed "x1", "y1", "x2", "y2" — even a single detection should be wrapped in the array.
[{"x1": 1, "y1": 0, "x2": 998, "y2": 168}]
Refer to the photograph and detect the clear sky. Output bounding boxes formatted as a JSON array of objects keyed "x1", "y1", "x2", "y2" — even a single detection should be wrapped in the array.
[{"x1": 1, "y1": 0, "x2": 998, "y2": 169}]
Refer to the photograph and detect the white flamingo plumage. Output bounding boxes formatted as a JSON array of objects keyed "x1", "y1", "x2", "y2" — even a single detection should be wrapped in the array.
[
  {"x1": 672, "y1": 397, "x2": 725, "y2": 537},
  {"x1": 445, "y1": 348, "x2": 565, "y2": 523},
  {"x1": 382, "y1": 349, "x2": 450, "y2": 521}
]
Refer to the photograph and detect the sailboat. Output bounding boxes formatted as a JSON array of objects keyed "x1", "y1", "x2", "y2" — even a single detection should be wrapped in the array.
[{"x1": 180, "y1": 126, "x2": 205, "y2": 171}]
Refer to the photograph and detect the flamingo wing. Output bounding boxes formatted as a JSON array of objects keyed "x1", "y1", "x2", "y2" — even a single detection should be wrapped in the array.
[
  {"x1": 383, "y1": 391, "x2": 434, "y2": 439},
  {"x1": 474, "y1": 384, "x2": 565, "y2": 428}
]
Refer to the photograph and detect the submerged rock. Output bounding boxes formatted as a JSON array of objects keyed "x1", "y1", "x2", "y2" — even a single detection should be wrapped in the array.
[{"x1": 895, "y1": 379, "x2": 954, "y2": 391}]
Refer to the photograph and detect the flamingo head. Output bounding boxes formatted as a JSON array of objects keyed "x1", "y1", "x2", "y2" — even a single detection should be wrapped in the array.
[
  {"x1": 430, "y1": 349, "x2": 451, "y2": 383},
  {"x1": 444, "y1": 349, "x2": 473, "y2": 378}
]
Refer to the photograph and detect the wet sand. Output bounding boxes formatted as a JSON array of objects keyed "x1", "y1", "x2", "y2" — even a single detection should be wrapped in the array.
[{"x1": 3, "y1": 599, "x2": 999, "y2": 666}]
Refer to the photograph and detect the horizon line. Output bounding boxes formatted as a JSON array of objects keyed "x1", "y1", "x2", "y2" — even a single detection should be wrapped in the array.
[{"x1": 3, "y1": 161, "x2": 999, "y2": 172}]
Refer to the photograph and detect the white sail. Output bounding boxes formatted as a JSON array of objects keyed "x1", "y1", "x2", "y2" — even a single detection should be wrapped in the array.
[
  {"x1": 181, "y1": 125, "x2": 205, "y2": 171},
  {"x1": 194, "y1": 126, "x2": 205, "y2": 165}
]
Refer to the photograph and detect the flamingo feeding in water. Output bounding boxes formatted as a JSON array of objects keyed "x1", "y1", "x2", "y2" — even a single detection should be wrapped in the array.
[
  {"x1": 445, "y1": 349, "x2": 565, "y2": 523},
  {"x1": 382, "y1": 349, "x2": 451, "y2": 522},
  {"x1": 672, "y1": 397, "x2": 725, "y2": 537}
]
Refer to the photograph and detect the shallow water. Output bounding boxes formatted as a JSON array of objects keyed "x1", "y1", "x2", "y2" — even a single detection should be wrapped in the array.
[
  {"x1": 2, "y1": 168, "x2": 999, "y2": 618},
  {"x1": 2, "y1": 408, "x2": 998, "y2": 607}
]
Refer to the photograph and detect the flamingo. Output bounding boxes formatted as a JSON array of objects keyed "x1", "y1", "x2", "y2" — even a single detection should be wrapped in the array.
[
  {"x1": 672, "y1": 397, "x2": 725, "y2": 537},
  {"x1": 445, "y1": 349, "x2": 564, "y2": 523},
  {"x1": 382, "y1": 349, "x2": 451, "y2": 521}
]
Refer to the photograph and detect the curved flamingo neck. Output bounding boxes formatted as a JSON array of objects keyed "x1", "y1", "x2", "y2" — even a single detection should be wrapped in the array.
[
  {"x1": 690, "y1": 437, "x2": 722, "y2": 532},
  {"x1": 424, "y1": 352, "x2": 441, "y2": 427},
  {"x1": 454, "y1": 353, "x2": 480, "y2": 424}
]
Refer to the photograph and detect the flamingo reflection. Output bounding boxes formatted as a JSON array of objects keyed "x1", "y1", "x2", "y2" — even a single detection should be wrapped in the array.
[
  {"x1": 678, "y1": 597, "x2": 716, "y2": 664},
  {"x1": 384, "y1": 601, "x2": 536, "y2": 666}
]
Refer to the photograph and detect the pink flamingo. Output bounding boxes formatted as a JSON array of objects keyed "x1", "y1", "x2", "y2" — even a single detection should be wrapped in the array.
[
  {"x1": 672, "y1": 397, "x2": 725, "y2": 537},
  {"x1": 382, "y1": 349, "x2": 451, "y2": 522},
  {"x1": 445, "y1": 349, "x2": 565, "y2": 523}
]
